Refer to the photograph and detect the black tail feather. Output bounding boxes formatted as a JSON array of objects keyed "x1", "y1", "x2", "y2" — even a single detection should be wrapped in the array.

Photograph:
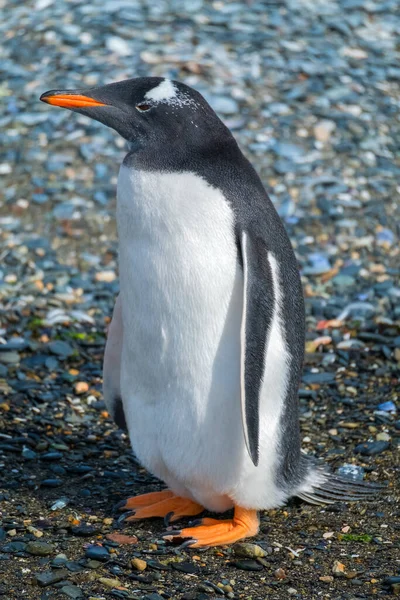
[{"x1": 295, "y1": 456, "x2": 385, "y2": 506}]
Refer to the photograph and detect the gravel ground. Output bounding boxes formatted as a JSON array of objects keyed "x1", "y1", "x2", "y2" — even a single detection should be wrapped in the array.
[{"x1": 0, "y1": 0, "x2": 399, "y2": 598}]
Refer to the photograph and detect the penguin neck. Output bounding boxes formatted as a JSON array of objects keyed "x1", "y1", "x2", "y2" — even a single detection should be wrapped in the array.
[{"x1": 123, "y1": 130, "x2": 240, "y2": 174}]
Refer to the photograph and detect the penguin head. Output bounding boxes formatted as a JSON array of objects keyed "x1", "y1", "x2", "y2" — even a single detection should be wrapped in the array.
[{"x1": 40, "y1": 77, "x2": 233, "y2": 162}]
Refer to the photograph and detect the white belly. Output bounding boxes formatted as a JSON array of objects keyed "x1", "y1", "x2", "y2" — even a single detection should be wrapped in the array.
[{"x1": 116, "y1": 165, "x2": 285, "y2": 511}]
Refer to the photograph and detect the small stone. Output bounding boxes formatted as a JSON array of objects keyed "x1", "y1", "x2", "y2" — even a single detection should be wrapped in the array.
[
  {"x1": 314, "y1": 120, "x2": 336, "y2": 143},
  {"x1": 209, "y1": 96, "x2": 238, "y2": 115},
  {"x1": 332, "y1": 274, "x2": 355, "y2": 289},
  {"x1": 354, "y1": 441, "x2": 390, "y2": 456},
  {"x1": 106, "y1": 36, "x2": 131, "y2": 56},
  {"x1": 95, "y1": 270, "x2": 116, "y2": 282},
  {"x1": 36, "y1": 569, "x2": 69, "y2": 586},
  {"x1": 87, "y1": 560, "x2": 102, "y2": 569},
  {"x1": 48, "y1": 341, "x2": 74, "y2": 358},
  {"x1": 0, "y1": 351, "x2": 20, "y2": 364},
  {"x1": 337, "y1": 464, "x2": 365, "y2": 481},
  {"x1": 50, "y1": 498, "x2": 69, "y2": 511},
  {"x1": 383, "y1": 576, "x2": 400, "y2": 587},
  {"x1": 345, "y1": 571, "x2": 359, "y2": 579},
  {"x1": 232, "y1": 559, "x2": 263, "y2": 571},
  {"x1": 288, "y1": 588, "x2": 298, "y2": 595},
  {"x1": 71, "y1": 525, "x2": 100, "y2": 537},
  {"x1": 22, "y1": 446, "x2": 37, "y2": 460},
  {"x1": 41, "y1": 479, "x2": 63, "y2": 487},
  {"x1": 131, "y1": 558, "x2": 147, "y2": 571},
  {"x1": 233, "y1": 543, "x2": 267, "y2": 558},
  {"x1": 85, "y1": 545, "x2": 109, "y2": 562},
  {"x1": 377, "y1": 401, "x2": 396, "y2": 413},
  {"x1": 323, "y1": 531, "x2": 334, "y2": 539},
  {"x1": 320, "y1": 575, "x2": 334, "y2": 583},
  {"x1": 376, "y1": 432, "x2": 391, "y2": 442},
  {"x1": 60, "y1": 585, "x2": 83, "y2": 599},
  {"x1": 105, "y1": 533, "x2": 138, "y2": 545},
  {"x1": 274, "y1": 567, "x2": 287, "y2": 580},
  {"x1": 98, "y1": 577, "x2": 121, "y2": 588},
  {"x1": 26, "y1": 541, "x2": 54, "y2": 556},
  {"x1": 341, "y1": 47, "x2": 368, "y2": 59},
  {"x1": 74, "y1": 381, "x2": 89, "y2": 395},
  {"x1": 41, "y1": 451, "x2": 63, "y2": 461},
  {"x1": 171, "y1": 561, "x2": 200, "y2": 574},
  {"x1": 147, "y1": 560, "x2": 170, "y2": 571},
  {"x1": 52, "y1": 554, "x2": 67, "y2": 566},
  {"x1": 332, "y1": 560, "x2": 346, "y2": 577},
  {"x1": 27, "y1": 525, "x2": 43, "y2": 538}
]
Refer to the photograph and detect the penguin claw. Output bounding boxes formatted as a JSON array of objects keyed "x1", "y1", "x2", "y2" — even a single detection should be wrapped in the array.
[
  {"x1": 162, "y1": 530, "x2": 197, "y2": 548},
  {"x1": 177, "y1": 538, "x2": 197, "y2": 550},
  {"x1": 112, "y1": 499, "x2": 128, "y2": 513},
  {"x1": 164, "y1": 511, "x2": 174, "y2": 527},
  {"x1": 117, "y1": 510, "x2": 135, "y2": 524},
  {"x1": 188, "y1": 518, "x2": 203, "y2": 527},
  {"x1": 161, "y1": 528, "x2": 182, "y2": 540}
]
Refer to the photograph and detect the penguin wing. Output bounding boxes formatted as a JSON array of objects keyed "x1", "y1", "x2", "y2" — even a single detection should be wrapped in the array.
[
  {"x1": 239, "y1": 229, "x2": 275, "y2": 467},
  {"x1": 103, "y1": 294, "x2": 125, "y2": 427}
]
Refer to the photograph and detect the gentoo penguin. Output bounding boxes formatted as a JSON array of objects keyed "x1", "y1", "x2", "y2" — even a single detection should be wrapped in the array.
[{"x1": 40, "y1": 78, "x2": 381, "y2": 547}]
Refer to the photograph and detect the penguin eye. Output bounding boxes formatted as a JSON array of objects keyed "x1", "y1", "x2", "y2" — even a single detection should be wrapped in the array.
[{"x1": 136, "y1": 103, "x2": 152, "y2": 112}]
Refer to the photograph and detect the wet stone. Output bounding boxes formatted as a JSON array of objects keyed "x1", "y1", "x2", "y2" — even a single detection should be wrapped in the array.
[
  {"x1": 147, "y1": 560, "x2": 171, "y2": 571},
  {"x1": 60, "y1": 585, "x2": 83, "y2": 599},
  {"x1": 233, "y1": 543, "x2": 268, "y2": 558},
  {"x1": 41, "y1": 479, "x2": 63, "y2": 487},
  {"x1": 26, "y1": 541, "x2": 54, "y2": 556},
  {"x1": 231, "y1": 559, "x2": 263, "y2": 571},
  {"x1": 171, "y1": 561, "x2": 200, "y2": 574},
  {"x1": 71, "y1": 525, "x2": 100, "y2": 537},
  {"x1": 85, "y1": 545, "x2": 110, "y2": 562},
  {"x1": 47, "y1": 341, "x2": 74, "y2": 358},
  {"x1": 36, "y1": 569, "x2": 69, "y2": 586},
  {"x1": 41, "y1": 452, "x2": 63, "y2": 461},
  {"x1": 1, "y1": 541, "x2": 27, "y2": 553},
  {"x1": 354, "y1": 441, "x2": 390, "y2": 456}
]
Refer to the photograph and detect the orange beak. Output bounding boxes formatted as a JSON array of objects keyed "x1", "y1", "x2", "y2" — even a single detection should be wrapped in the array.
[{"x1": 40, "y1": 93, "x2": 107, "y2": 109}]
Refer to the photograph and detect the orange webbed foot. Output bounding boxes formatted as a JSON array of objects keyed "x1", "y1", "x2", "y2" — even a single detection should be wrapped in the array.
[
  {"x1": 163, "y1": 506, "x2": 259, "y2": 548},
  {"x1": 117, "y1": 490, "x2": 204, "y2": 525}
]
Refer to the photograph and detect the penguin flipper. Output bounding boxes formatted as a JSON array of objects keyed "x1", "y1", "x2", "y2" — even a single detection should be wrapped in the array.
[
  {"x1": 239, "y1": 229, "x2": 275, "y2": 467},
  {"x1": 103, "y1": 294, "x2": 126, "y2": 430}
]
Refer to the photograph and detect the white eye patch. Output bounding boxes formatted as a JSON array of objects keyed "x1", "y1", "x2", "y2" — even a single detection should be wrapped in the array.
[{"x1": 144, "y1": 79, "x2": 177, "y2": 102}]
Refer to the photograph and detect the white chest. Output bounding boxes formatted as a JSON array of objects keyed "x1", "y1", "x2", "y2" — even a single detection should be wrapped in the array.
[{"x1": 116, "y1": 165, "x2": 241, "y2": 400}]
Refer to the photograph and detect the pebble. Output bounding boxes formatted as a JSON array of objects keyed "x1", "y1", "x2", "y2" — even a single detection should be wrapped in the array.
[
  {"x1": 233, "y1": 542, "x2": 267, "y2": 558},
  {"x1": 354, "y1": 441, "x2": 390, "y2": 456},
  {"x1": 274, "y1": 567, "x2": 287, "y2": 580},
  {"x1": 95, "y1": 271, "x2": 116, "y2": 282},
  {"x1": 337, "y1": 464, "x2": 365, "y2": 481},
  {"x1": 332, "y1": 561, "x2": 346, "y2": 577},
  {"x1": 314, "y1": 120, "x2": 336, "y2": 143},
  {"x1": 85, "y1": 545, "x2": 110, "y2": 562},
  {"x1": 26, "y1": 541, "x2": 54, "y2": 556},
  {"x1": 71, "y1": 525, "x2": 100, "y2": 537},
  {"x1": 36, "y1": 569, "x2": 69, "y2": 586},
  {"x1": 60, "y1": 585, "x2": 83, "y2": 599},
  {"x1": 47, "y1": 341, "x2": 74, "y2": 358},
  {"x1": 231, "y1": 560, "x2": 263, "y2": 571},
  {"x1": 131, "y1": 558, "x2": 147, "y2": 571},
  {"x1": 98, "y1": 577, "x2": 121, "y2": 588},
  {"x1": 208, "y1": 96, "x2": 239, "y2": 115}
]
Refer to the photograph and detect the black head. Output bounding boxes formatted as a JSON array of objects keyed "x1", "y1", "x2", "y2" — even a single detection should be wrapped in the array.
[{"x1": 40, "y1": 77, "x2": 236, "y2": 169}]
